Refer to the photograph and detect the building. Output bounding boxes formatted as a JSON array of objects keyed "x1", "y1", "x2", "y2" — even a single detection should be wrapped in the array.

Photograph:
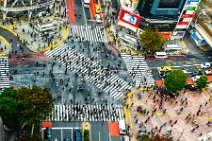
[
  {"x1": 118, "y1": 0, "x2": 201, "y2": 40},
  {"x1": 190, "y1": 0, "x2": 212, "y2": 49},
  {"x1": 0, "y1": 0, "x2": 54, "y2": 20},
  {"x1": 137, "y1": 0, "x2": 202, "y2": 40}
]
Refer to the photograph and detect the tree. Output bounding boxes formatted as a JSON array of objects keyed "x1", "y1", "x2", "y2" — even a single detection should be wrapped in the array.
[
  {"x1": 0, "y1": 88, "x2": 19, "y2": 129},
  {"x1": 17, "y1": 85, "x2": 54, "y2": 126},
  {"x1": 196, "y1": 76, "x2": 208, "y2": 89},
  {"x1": 84, "y1": 130, "x2": 90, "y2": 141},
  {"x1": 137, "y1": 135, "x2": 151, "y2": 141},
  {"x1": 151, "y1": 134, "x2": 172, "y2": 141},
  {"x1": 139, "y1": 28, "x2": 165, "y2": 54},
  {"x1": 164, "y1": 70, "x2": 187, "y2": 93}
]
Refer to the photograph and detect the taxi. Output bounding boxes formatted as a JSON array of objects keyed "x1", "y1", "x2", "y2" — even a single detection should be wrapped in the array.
[
  {"x1": 159, "y1": 66, "x2": 172, "y2": 72},
  {"x1": 95, "y1": 4, "x2": 101, "y2": 14}
]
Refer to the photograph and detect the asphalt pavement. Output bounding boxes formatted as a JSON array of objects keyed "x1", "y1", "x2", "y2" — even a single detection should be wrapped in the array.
[
  {"x1": 49, "y1": 121, "x2": 120, "y2": 141},
  {"x1": 0, "y1": 27, "x2": 31, "y2": 55}
]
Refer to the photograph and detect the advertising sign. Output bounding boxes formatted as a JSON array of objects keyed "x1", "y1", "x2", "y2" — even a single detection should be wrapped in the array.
[
  {"x1": 181, "y1": 14, "x2": 194, "y2": 18},
  {"x1": 122, "y1": 13, "x2": 138, "y2": 25},
  {"x1": 177, "y1": 21, "x2": 189, "y2": 25},
  {"x1": 118, "y1": 9, "x2": 141, "y2": 32}
]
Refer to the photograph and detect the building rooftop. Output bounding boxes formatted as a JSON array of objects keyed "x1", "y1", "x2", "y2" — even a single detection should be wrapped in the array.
[{"x1": 195, "y1": 0, "x2": 212, "y2": 48}]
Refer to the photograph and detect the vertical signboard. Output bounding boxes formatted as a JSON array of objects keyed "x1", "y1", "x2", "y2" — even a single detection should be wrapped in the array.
[{"x1": 172, "y1": 0, "x2": 201, "y2": 39}]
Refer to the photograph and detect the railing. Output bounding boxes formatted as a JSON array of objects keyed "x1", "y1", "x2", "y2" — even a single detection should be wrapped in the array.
[{"x1": 0, "y1": 1, "x2": 53, "y2": 12}]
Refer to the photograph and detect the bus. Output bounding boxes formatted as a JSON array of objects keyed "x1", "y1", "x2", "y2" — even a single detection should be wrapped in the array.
[
  {"x1": 83, "y1": 0, "x2": 90, "y2": 8},
  {"x1": 154, "y1": 52, "x2": 168, "y2": 59}
]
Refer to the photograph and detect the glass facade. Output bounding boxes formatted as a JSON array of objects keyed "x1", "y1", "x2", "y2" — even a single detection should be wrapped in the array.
[
  {"x1": 137, "y1": 0, "x2": 186, "y2": 32},
  {"x1": 158, "y1": 0, "x2": 181, "y2": 8}
]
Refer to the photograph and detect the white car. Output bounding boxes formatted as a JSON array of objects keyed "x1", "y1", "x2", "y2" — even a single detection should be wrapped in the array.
[
  {"x1": 95, "y1": 14, "x2": 102, "y2": 23},
  {"x1": 192, "y1": 75, "x2": 201, "y2": 81},
  {"x1": 205, "y1": 69, "x2": 212, "y2": 75},
  {"x1": 200, "y1": 62, "x2": 211, "y2": 69},
  {"x1": 181, "y1": 70, "x2": 188, "y2": 74}
]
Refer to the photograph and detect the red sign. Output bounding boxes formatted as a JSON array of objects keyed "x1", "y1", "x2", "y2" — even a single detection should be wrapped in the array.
[
  {"x1": 177, "y1": 21, "x2": 189, "y2": 25},
  {"x1": 42, "y1": 122, "x2": 52, "y2": 128},
  {"x1": 118, "y1": 9, "x2": 141, "y2": 28},
  {"x1": 181, "y1": 14, "x2": 194, "y2": 18},
  {"x1": 159, "y1": 32, "x2": 171, "y2": 39}
]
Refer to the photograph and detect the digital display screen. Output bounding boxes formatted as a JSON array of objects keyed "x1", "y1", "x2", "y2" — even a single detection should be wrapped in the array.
[
  {"x1": 158, "y1": 0, "x2": 181, "y2": 8},
  {"x1": 122, "y1": 13, "x2": 138, "y2": 25}
]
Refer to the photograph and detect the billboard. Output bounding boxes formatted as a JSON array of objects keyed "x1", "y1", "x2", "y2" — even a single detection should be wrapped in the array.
[
  {"x1": 181, "y1": 14, "x2": 194, "y2": 18},
  {"x1": 118, "y1": 9, "x2": 141, "y2": 32}
]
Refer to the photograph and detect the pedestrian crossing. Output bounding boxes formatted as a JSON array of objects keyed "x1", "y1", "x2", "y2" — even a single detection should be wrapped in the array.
[
  {"x1": 45, "y1": 104, "x2": 124, "y2": 121},
  {"x1": 45, "y1": 44, "x2": 132, "y2": 100},
  {"x1": 121, "y1": 53, "x2": 155, "y2": 88},
  {"x1": 0, "y1": 56, "x2": 10, "y2": 93},
  {"x1": 70, "y1": 25, "x2": 108, "y2": 43}
]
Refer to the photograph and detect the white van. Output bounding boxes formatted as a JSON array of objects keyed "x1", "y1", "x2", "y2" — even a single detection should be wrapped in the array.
[
  {"x1": 83, "y1": 0, "x2": 90, "y2": 8},
  {"x1": 154, "y1": 52, "x2": 168, "y2": 59},
  {"x1": 119, "y1": 120, "x2": 126, "y2": 135}
]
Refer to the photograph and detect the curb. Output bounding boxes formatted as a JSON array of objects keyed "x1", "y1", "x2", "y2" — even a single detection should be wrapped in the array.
[
  {"x1": 0, "y1": 25, "x2": 17, "y2": 37},
  {"x1": 105, "y1": 28, "x2": 143, "y2": 55},
  {"x1": 0, "y1": 35, "x2": 11, "y2": 46},
  {"x1": 40, "y1": 25, "x2": 70, "y2": 51}
]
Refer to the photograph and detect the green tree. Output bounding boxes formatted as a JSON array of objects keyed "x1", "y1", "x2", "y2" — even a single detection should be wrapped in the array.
[
  {"x1": 0, "y1": 88, "x2": 19, "y2": 129},
  {"x1": 164, "y1": 70, "x2": 187, "y2": 93},
  {"x1": 84, "y1": 130, "x2": 90, "y2": 141},
  {"x1": 151, "y1": 134, "x2": 172, "y2": 141},
  {"x1": 137, "y1": 135, "x2": 151, "y2": 141},
  {"x1": 17, "y1": 85, "x2": 54, "y2": 126},
  {"x1": 196, "y1": 76, "x2": 208, "y2": 89},
  {"x1": 139, "y1": 28, "x2": 165, "y2": 54}
]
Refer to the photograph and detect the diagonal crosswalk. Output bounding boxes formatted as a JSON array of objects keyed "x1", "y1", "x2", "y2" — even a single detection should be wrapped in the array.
[
  {"x1": 45, "y1": 104, "x2": 124, "y2": 122},
  {"x1": 0, "y1": 56, "x2": 10, "y2": 93},
  {"x1": 45, "y1": 44, "x2": 132, "y2": 100},
  {"x1": 121, "y1": 53, "x2": 155, "y2": 87},
  {"x1": 70, "y1": 25, "x2": 108, "y2": 43}
]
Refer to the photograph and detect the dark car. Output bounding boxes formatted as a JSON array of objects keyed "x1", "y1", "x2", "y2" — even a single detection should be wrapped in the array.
[
  {"x1": 159, "y1": 72, "x2": 169, "y2": 78},
  {"x1": 44, "y1": 127, "x2": 52, "y2": 140},
  {"x1": 64, "y1": 137, "x2": 71, "y2": 141},
  {"x1": 74, "y1": 130, "x2": 82, "y2": 141},
  {"x1": 192, "y1": 70, "x2": 202, "y2": 76},
  {"x1": 184, "y1": 84, "x2": 197, "y2": 91}
]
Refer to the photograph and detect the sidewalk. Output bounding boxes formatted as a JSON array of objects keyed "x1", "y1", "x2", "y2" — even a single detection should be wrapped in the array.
[
  {"x1": 0, "y1": 1, "x2": 69, "y2": 53},
  {"x1": 126, "y1": 87, "x2": 212, "y2": 141},
  {"x1": 11, "y1": 17, "x2": 69, "y2": 52}
]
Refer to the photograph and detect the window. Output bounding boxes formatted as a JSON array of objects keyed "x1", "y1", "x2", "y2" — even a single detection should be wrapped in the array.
[{"x1": 158, "y1": 0, "x2": 181, "y2": 8}]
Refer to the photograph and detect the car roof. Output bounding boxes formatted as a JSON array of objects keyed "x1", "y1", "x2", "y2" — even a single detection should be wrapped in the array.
[{"x1": 96, "y1": 14, "x2": 100, "y2": 18}]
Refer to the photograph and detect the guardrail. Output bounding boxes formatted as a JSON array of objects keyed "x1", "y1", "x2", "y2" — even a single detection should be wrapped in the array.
[{"x1": 0, "y1": 1, "x2": 53, "y2": 12}]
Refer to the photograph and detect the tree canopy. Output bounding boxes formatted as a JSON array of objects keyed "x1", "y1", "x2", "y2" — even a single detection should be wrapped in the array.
[
  {"x1": 164, "y1": 70, "x2": 187, "y2": 93},
  {"x1": 17, "y1": 85, "x2": 54, "y2": 125},
  {"x1": 137, "y1": 135, "x2": 151, "y2": 141},
  {"x1": 151, "y1": 134, "x2": 172, "y2": 141},
  {"x1": 196, "y1": 76, "x2": 208, "y2": 89},
  {"x1": 139, "y1": 28, "x2": 165, "y2": 54},
  {"x1": 0, "y1": 88, "x2": 19, "y2": 129}
]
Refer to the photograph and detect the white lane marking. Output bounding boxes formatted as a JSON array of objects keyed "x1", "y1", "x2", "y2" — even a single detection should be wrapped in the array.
[
  {"x1": 61, "y1": 129, "x2": 63, "y2": 141},
  {"x1": 99, "y1": 132, "x2": 101, "y2": 141},
  {"x1": 82, "y1": 6, "x2": 87, "y2": 25},
  {"x1": 42, "y1": 127, "x2": 80, "y2": 130}
]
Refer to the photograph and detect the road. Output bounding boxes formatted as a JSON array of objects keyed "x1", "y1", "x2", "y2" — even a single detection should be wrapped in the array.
[
  {"x1": 49, "y1": 121, "x2": 120, "y2": 141},
  {"x1": 0, "y1": 27, "x2": 31, "y2": 55}
]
